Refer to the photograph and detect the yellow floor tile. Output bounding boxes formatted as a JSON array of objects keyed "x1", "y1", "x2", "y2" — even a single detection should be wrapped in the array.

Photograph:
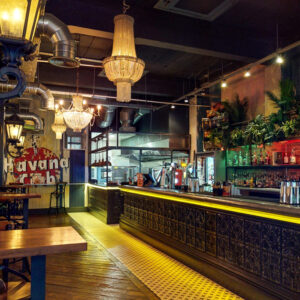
[{"x1": 69, "y1": 212, "x2": 243, "y2": 300}]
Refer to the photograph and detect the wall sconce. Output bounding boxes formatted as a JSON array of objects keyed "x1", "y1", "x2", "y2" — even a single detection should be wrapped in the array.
[
  {"x1": 5, "y1": 113, "x2": 25, "y2": 158},
  {"x1": 0, "y1": 0, "x2": 46, "y2": 101}
]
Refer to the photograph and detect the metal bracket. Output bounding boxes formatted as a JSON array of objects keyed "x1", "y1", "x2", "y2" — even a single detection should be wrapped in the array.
[{"x1": 0, "y1": 38, "x2": 36, "y2": 102}]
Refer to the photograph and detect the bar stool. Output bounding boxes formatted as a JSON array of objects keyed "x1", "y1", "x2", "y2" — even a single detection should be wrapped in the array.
[{"x1": 48, "y1": 182, "x2": 67, "y2": 214}]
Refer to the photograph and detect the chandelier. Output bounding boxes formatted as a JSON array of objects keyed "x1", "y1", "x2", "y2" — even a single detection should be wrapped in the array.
[
  {"x1": 54, "y1": 95, "x2": 101, "y2": 133},
  {"x1": 62, "y1": 95, "x2": 94, "y2": 132},
  {"x1": 103, "y1": 1, "x2": 145, "y2": 102},
  {"x1": 51, "y1": 110, "x2": 67, "y2": 139}
]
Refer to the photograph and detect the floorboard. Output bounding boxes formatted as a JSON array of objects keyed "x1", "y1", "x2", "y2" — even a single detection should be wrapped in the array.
[{"x1": 3, "y1": 214, "x2": 158, "y2": 300}]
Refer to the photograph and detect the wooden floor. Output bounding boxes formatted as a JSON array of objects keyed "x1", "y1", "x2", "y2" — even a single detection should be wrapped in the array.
[{"x1": 5, "y1": 214, "x2": 158, "y2": 300}]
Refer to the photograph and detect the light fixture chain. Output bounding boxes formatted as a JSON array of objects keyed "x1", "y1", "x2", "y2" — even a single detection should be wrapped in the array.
[{"x1": 123, "y1": 0, "x2": 130, "y2": 14}]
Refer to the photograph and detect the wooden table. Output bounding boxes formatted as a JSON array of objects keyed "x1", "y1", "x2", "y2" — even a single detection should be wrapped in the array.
[
  {"x1": 0, "y1": 185, "x2": 30, "y2": 193},
  {"x1": 0, "y1": 226, "x2": 87, "y2": 300},
  {"x1": 0, "y1": 193, "x2": 41, "y2": 228}
]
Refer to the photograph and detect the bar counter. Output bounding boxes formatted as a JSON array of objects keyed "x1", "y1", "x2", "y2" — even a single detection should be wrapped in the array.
[
  {"x1": 119, "y1": 186, "x2": 300, "y2": 300},
  {"x1": 87, "y1": 184, "x2": 121, "y2": 224}
]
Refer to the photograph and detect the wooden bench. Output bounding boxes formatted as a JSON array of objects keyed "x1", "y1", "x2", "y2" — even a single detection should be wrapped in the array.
[{"x1": 0, "y1": 226, "x2": 87, "y2": 300}]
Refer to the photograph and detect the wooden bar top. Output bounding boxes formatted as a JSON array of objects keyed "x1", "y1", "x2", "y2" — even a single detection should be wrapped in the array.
[
  {"x1": 0, "y1": 226, "x2": 87, "y2": 259},
  {"x1": 0, "y1": 193, "x2": 41, "y2": 201}
]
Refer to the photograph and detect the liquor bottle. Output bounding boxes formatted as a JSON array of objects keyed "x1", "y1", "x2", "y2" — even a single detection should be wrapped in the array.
[
  {"x1": 252, "y1": 153, "x2": 257, "y2": 166},
  {"x1": 290, "y1": 148, "x2": 296, "y2": 164},
  {"x1": 284, "y1": 152, "x2": 289, "y2": 164},
  {"x1": 265, "y1": 152, "x2": 271, "y2": 165},
  {"x1": 238, "y1": 151, "x2": 243, "y2": 166},
  {"x1": 259, "y1": 150, "x2": 264, "y2": 165}
]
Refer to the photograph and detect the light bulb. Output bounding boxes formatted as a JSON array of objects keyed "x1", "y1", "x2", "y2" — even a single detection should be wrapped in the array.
[
  {"x1": 276, "y1": 55, "x2": 284, "y2": 64},
  {"x1": 244, "y1": 70, "x2": 251, "y2": 77},
  {"x1": 55, "y1": 104, "x2": 59, "y2": 110},
  {"x1": 13, "y1": 8, "x2": 22, "y2": 21},
  {"x1": 83, "y1": 99, "x2": 87, "y2": 105},
  {"x1": 90, "y1": 108, "x2": 95, "y2": 113},
  {"x1": 59, "y1": 99, "x2": 64, "y2": 105},
  {"x1": 221, "y1": 81, "x2": 227, "y2": 88},
  {"x1": 184, "y1": 99, "x2": 189, "y2": 103},
  {"x1": 97, "y1": 104, "x2": 102, "y2": 110},
  {"x1": 171, "y1": 105, "x2": 175, "y2": 109},
  {"x1": 2, "y1": 12, "x2": 9, "y2": 21}
]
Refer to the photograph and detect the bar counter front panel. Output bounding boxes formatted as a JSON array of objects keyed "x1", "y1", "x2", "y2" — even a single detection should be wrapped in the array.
[
  {"x1": 87, "y1": 184, "x2": 121, "y2": 224},
  {"x1": 120, "y1": 187, "x2": 300, "y2": 300}
]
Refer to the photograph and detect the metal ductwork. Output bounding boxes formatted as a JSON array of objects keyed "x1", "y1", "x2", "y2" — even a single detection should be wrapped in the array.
[
  {"x1": 96, "y1": 106, "x2": 116, "y2": 128},
  {"x1": 120, "y1": 108, "x2": 136, "y2": 132},
  {"x1": 37, "y1": 13, "x2": 79, "y2": 68},
  {"x1": 0, "y1": 83, "x2": 54, "y2": 110},
  {"x1": 5, "y1": 112, "x2": 44, "y2": 131},
  {"x1": 133, "y1": 109, "x2": 150, "y2": 125}
]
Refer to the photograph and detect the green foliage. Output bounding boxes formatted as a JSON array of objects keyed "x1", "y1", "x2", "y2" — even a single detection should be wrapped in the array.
[
  {"x1": 244, "y1": 115, "x2": 275, "y2": 145},
  {"x1": 265, "y1": 79, "x2": 298, "y2": 124},
  {"x1": 230, "y1": 128, "x2": 245, "y2": 147},
  {"x1": 281, "y1": 119, "x2": 298, "y2": 138},
  {"x1": 222, "y1": 94, "x2": 248, "y2": 124}
]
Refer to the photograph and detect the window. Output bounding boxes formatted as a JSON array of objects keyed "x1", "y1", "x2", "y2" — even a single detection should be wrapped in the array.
[{"x1": 67, "y1": 136, "x2": 82, "y2": 150}]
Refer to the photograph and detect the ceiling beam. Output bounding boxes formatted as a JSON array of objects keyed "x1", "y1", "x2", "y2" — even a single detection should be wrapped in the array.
[
  {"x1": 46, "y1": 0, "x2": 274, "y2": 59},
  {"x1": 69, "y1": 26, "x2": 252, "y2": 62}
]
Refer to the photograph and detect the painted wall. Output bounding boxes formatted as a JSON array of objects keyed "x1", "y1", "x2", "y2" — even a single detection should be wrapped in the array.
[
  {"x1": 221, "y1": 64, "x2": 281, "y2": 119},
  {"x1": 5, "y1": 96, "x2": 88, "y2": 209}
]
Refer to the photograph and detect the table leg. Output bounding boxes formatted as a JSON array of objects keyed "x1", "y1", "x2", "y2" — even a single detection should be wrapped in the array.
[
  {"x1": 31, "y1": 255, "x2": 46, "y2": 300},
  {"x1": 23, "y1": 198, "x2": 28, "y2": 229}
]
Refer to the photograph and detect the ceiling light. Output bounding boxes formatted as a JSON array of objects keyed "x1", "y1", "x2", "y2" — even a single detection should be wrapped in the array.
[
  {"x1": 244, "y1": 70, "x2": 251, "y2": 77},
  {"x1": 221, "y1": 80, "x2": 227, "y2": 88},
  {"x1": 184, "y1": 99, "x2": 189, "y2": 103},
  {"x1": 62, "y1": 95, "x2": 93, "y2": 132},
  {"x1": 51, "y1": 111, "x2": 67, "y2": 140},
  {"x1": 276, "y1": 55, "x2": 284, "y2": 64},
  {"x1": 171, "y1": 105, "x2": 175, "y2": 109},
  {"x1": 103, "y1": 1, "x2": 145, "y2": 102}
]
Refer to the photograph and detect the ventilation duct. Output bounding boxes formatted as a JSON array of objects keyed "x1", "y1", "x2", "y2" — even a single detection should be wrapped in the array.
[
  {"x1": 37, "y1": 13, "x2": 79, "y2": 68},
  {"x1": 0, "y1": 83, "x2": 54, "y2": 110},
  {"x1": 119, "y1": 108, "x2": 136, "y2": 132},
  {"x1": 5, "y1": 112, "x2": 44, "y2": 131},
  {"x1": 96, "y1": 106, "x2": 116, "y2": 128},
  {"x1": 133, "y1": 109, "x2": 150, "y2": 125}
]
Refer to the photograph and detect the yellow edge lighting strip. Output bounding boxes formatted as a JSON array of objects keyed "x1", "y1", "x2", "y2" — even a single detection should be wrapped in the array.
[
  {"x1": 120, "y1": 188, "x2": 300, "y2": 225},
  {"x1": 86, "y1": 183, "x2": 120, "y2": 190}
]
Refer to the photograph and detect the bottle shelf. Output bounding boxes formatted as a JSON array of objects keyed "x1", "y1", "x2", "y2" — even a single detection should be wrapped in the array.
[{"x1": 227, "y1": 164, "x2": 300, "y2": 169}]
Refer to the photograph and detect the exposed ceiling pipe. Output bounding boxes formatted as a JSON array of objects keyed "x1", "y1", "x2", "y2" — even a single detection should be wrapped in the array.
[
  {"x1": 0, "y1": 83, "x2": 55, "y2": 110},
  {"x1": 37, "y1": 13, "x2": 80, "y2": 68},
  {"x1": 51, "y1": 90, "x2": 209, "y2": 108},
  {"x1": 119, "y1": 108, "x2": 136, "y2": 132},
  {"x1": 96, "y1": 106, "x2": 116, "y2": 128},
  {"x1": 37, "y1": 59, "x2": 103, "y2": 68},
  {"x1": 133, "y1": 109, "x2": 150, "y2": 125},
  {"x1": 5, "y1": 112, "x2": 44, "y2": 131},
  {"x1": 39, "y1": 51, "x2": 103, "y2": 65}
]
